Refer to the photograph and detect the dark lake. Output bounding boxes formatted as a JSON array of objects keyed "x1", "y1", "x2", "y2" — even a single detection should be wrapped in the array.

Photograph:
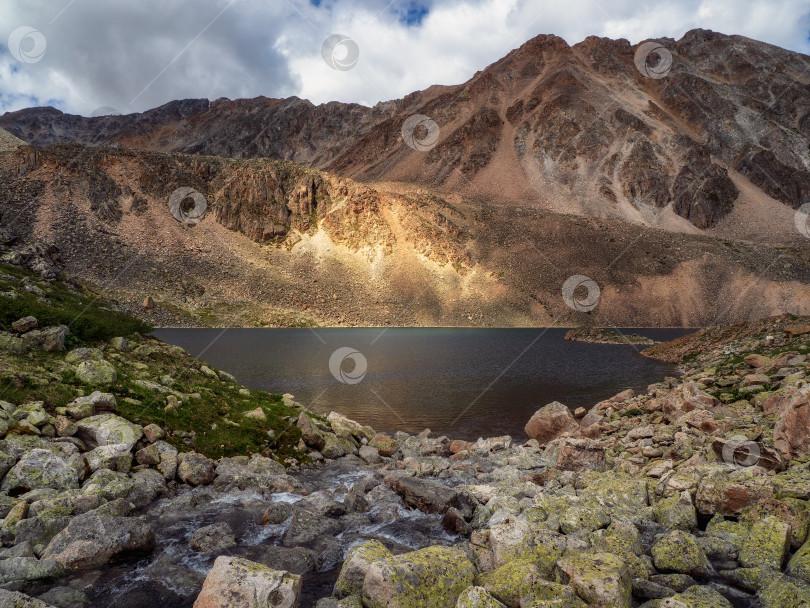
[{"x1": 152, "y1": 328, "x2": 691, "y2": 440}]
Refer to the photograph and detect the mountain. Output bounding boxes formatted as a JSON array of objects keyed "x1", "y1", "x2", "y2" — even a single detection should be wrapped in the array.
[
  {"x1": 2, "y1": 29, "x2": 809, "y2": 245},
  {"x1": 0, "y1": 29, "x2": 809, "y2": 327},
  {"x1": 1, "y1": 143, "x2": 808, "y2": 328}
]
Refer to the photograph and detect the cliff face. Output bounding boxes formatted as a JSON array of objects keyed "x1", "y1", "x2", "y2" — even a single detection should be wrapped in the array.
[
  {"x1": 2, "y1": 30, "x2": 809, "y2": 239},
  {"x1": 1, "y1": 144, "x2": 809, "y2": 328}
]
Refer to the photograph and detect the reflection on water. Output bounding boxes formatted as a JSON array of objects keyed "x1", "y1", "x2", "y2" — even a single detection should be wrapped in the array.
[{"x1": 153, "y1": 327, "x2": 690, "y2": 440}]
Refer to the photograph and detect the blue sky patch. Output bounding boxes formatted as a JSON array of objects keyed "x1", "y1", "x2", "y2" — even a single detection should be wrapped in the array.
[{"x1": 397, "y1": 1, "x2": 429, "y2": 26}]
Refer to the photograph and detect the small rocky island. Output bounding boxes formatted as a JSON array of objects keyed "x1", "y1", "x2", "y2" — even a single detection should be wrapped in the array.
[
  {"x1": 1, "y1": 243, "x2": 810, "y2": 608},
  {"x1": 564, "y1": 328, "x2": 657, "y2": 346}
]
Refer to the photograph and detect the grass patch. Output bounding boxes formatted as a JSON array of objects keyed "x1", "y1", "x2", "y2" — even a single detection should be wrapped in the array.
[{"x1": 0, "y1": 263, "x2": 151, "y2": 345}]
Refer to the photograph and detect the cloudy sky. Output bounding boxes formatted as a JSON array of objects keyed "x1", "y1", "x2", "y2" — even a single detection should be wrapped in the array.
[{"x1": 1, "y1": 0, "x2": 809, "y2": 116}]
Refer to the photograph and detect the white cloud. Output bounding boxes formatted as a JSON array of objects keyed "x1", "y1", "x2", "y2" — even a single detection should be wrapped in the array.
[{"x1": 0, "y1": 0, "x2": 808, "y2": 115}]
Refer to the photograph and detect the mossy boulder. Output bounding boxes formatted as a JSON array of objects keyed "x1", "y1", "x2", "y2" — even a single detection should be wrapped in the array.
[
  {"x1": 74, "y1": 359, "x2": 117, "y2": 385},
  {"x1": 334, "y1": 540, "x2": 392, "y2": 598},
  {"x1": 738, "y1": 516, "x2": 790, "y2": 569},
  {"x1": 0, "y1": 449, "x2": 78, "y2": 494},
  {"x1": 757, "y1": 574, "x2": 810, "y2": 608},
  {"x1": 556, "y1": 552, "x2": 631, "y2": 608},
  {"x1": 648, "y1": 585, "x2": 732, "y2": 607},
  {"x1": 456, "y1": 586, "x2": 507, "y2": 608},
  {"x1": 651, "y1": 531, "x2": 709, "y2": 577},
  {"x1": 786, "y1": 536, "x2": 810, "y2": 583},
  {"x1": 653, "y1": 491, "x2": 698, "y2": 531},
  {"x1": 362, "y1": 546, "x2": 476, "y2": 608},
  {"x1": 487, "y1": 520, "x2": 564, "y2": 572},
  {"x1": 520, "y1": 573, "x2": 586, "y2": 608},
  {"x1": 476, "y1": 557, "x2": 539, "y2": 607}
]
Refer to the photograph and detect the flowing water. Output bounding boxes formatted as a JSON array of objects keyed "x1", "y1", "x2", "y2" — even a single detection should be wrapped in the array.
[{"x1": 153, "y1": 327, "x2": 690, "y2": 439}]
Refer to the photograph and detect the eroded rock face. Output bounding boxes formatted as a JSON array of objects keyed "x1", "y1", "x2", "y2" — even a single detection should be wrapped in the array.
[{"x1": 193, "y1": 556, "x2": 302, "y2": 608}]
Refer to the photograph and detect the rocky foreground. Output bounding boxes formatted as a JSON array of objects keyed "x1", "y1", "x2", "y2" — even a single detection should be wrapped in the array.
[{"x1": 2, "y1": 258, "x2": 810, "y2": 607}]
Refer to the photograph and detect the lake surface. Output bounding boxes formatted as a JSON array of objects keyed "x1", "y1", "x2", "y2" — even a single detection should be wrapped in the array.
[{"x1": 153, "y1": 328, "x2": 691, "y2": 440}]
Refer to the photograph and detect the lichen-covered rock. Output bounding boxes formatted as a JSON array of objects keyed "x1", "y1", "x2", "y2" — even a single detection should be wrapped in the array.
[
  {"x1": 740, "y1": 498, "x2": 809, "y2": 549},
  {"x1": 654, "y1": 491, "x2": 698, "y2": 531},
  {"x1": 655, "y1": 585, "x2": 732, "y2": 607},
  {"x1": 74, "y1": 359, "x2": 117, "y2": 385},
  {"x1": 177, "y1": 452, "x2": 216, "y2": 486},
  {"x1": 651, "y1": 531, "x2": 709, "y2": 577},
  {"x1": 0, "y1": 449, "x2": 78, "y2": 494},
  {"x1": 41, "y1": 513, "x2": 155, "y2": 570},
  {"x1": 0, "y1": 589, "x2": 59, "y2": 607},
  {"x1": 154, "y1": 440, "x2": 179, "y2": 480},
  {"x1": 335, "y1": 540, "x2": 393, "y2": 598},
  {"x1": 519, "y1": 573, "x2": 587, "y2": 608},
  {"x1": 328, "y1": 412, "x2": 375, "y2": 442},
  {"x1": 757, "y1": 574, "x2": 810, "y2": 608},
  {"x1": 738, "y1": 516, "x2": 790, "y2": 569},
  {"x1": 0, "y1": 556, "x2": 64, "y2": 585},
  {"x1": 524, "y1": 402, "x2": 579, "y2": 446},
  {"x1": 787, "y1": 536, "x2": 810, "y2": 583},
  {"x1": 21, "y1": 325, "x2": 68, "y2": 351},
  {"x1": 193, "y1": 556, "x2": 302, "y2": 608},
  {"x1": 554, "y1": 438, "x2": 605, "y2": 472},
  {"x1": 556, "y1": 552, "x2": 631, "y2": 608},
  {"x1": 362, "y1": 546, "x2": 476, "y2": 608},
  {"x1": 322, "y1": 434, "x2": 358, "y2": 459},
  {"x1": 214, "y1": 454, "x2": 292, "y2": 492},
  {"x1": 487, "y1": 520, "x2": 564, "y2": 571},
  {"x1": 83, "y1": 443, "x2": 132, "y2": 473},
  {"x1": 456, "y1": 586, "x2": 507, "y2": 608},
  {"x1": 386, "y1": 474, "x2": 458, "y2": 514},
  {"x1": 370, "y1": 434, "x2": 399, "y2": 457},
  {"x1": 476, "y1": 557, "x2": 539, "y2": 607},
  {"x1": 75, "y1": 413, "x2": 142, "y2": 450}
]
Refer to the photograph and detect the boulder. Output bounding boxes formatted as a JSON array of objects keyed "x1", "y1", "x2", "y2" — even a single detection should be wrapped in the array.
[
  {"x1": 456, "y1": 587, "x2": 507, "y2": 608},
  {"x1": 556, "y1": 552, "x2": 631, "y2": 608},
  {"x1": 297, "y1": 413, "x2": 325, "y2": 450},
  {"x1": 193, "y1": 556, "x2": 301, "y2": 608},
  {"x1": 362, "y1": 546, "x2": 475, "y2": 608},
  {"x1": 653, "y1": 491, "x2": 698, "y2": 531},
  {"x1": 651, "y1": 531, "x2": 710, "y2": 577},
  {"x1": 0, "y1": 556, "x2": 64, "y2": 585},
  {"x1": 190, "y1": 522, "x2": 237, "y2": 553},
  {"x1": 11, "y1": 317, "x2": 37, "y2": 333},
  {"x1": 658, "y1": 585, "x2": 732, "y2": 607},
  {"x1": 656, "y1": 382, "x2": 719, "y2": 423},
  {"x1": 334, "y1": 540, "x2": 392, "y2": 598},
  {"x1": 177, "y1": 452, "x2": 216, "y2": 486},
  {"x1": 1, "y1": 449, "x2": 78, "y2": 494},
  {"x1": 554, "y1": 438, "x2": 605, "y2": 472},
  {"x1": 74, "y1": 359, "x2": 117, "y2": 385},
  {"x1": 84, "y1": 443, "x2": 132, "y2": 473},
  {"x1": 154, "y1": 440, "x2": 179, "y2": 480},
  {"x1": 524, "y1": 402, "x2": 579, "y2": 446},
  {"x1": 773, "y1": 388, "x2": 810, "y2": 460},
  {"x1": 42, "y1": 514, "x2": 155, "y2": 569},
  {"x1": 370, "y1": 434, "x2": 399, "y2": 457},
  {"x1": 127, "y1": 468, "x2": 168, "y2": 508},
  {"x1": 787, "y1": 537, "x2": 810, "y2": 583},
  {"x1": 76, "y1": 414, "x2": 142, "y2": 450},
  {"x1": 739, "y1": 516, "x2": 791, "y2": 569},
  {"x1": 142, "y1": 423, "x2": 166, "y2": 443},
  {"x1": 386, "y1": 474, "x2": 458, "y2": 514},
  {"x1": 21, "y1": 326, "x2": 68, "y2": 351},
  {"x1": 0, "y1": 589, "x2": 59, "y2": 607}
]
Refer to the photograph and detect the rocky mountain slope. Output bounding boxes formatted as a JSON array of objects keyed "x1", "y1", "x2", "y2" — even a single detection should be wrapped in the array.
[
  {"x1": 2, "y1": 29, "x2": 809, "y2": 243},
  {"x1": 1, "y1": 144, "x2": 810, "y2": 327}
]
